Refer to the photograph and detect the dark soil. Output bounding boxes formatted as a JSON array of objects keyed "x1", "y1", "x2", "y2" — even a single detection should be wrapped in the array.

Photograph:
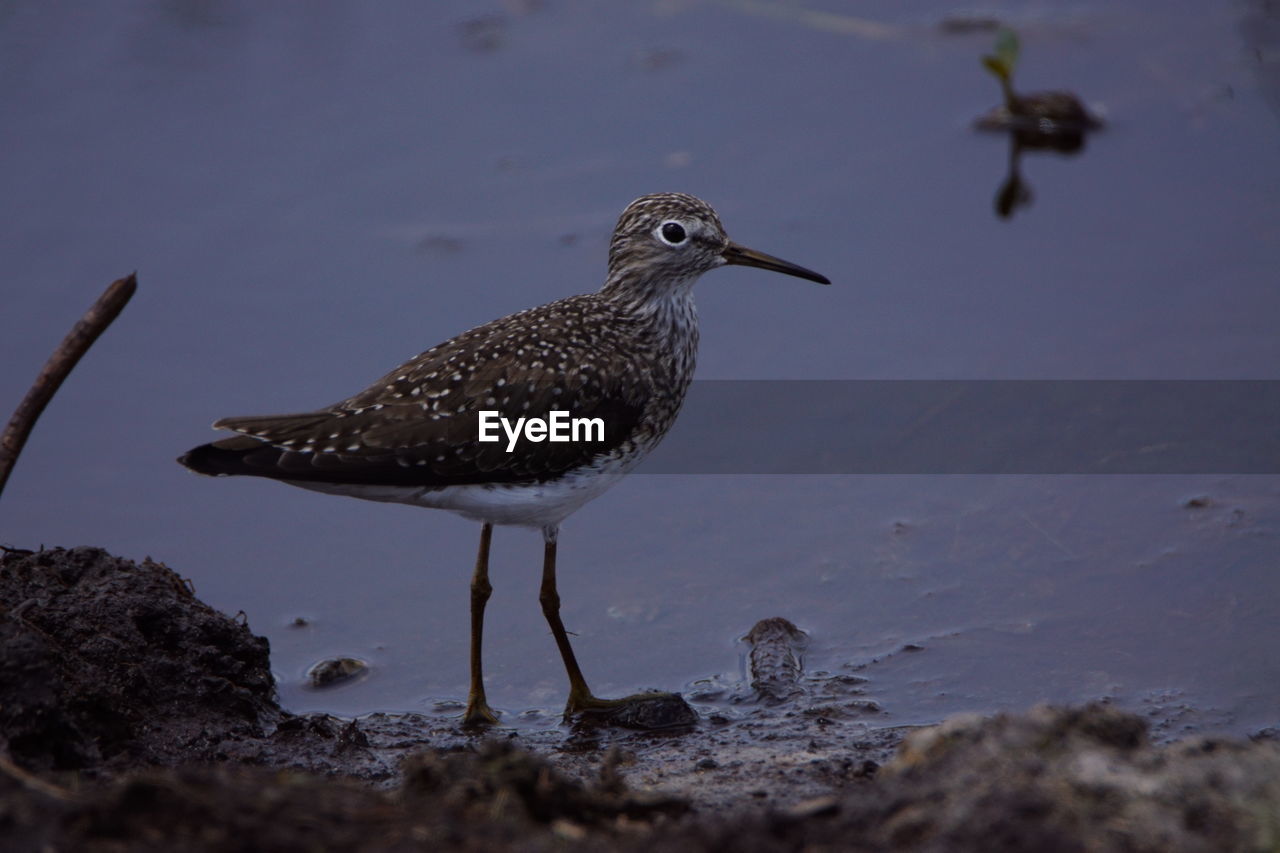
[
  {"x1": 0, "y1": 546, "x2": 278, "y2": 775},
  {"x1": 2, "y1": 546, "x2": 1277, "y2": 851}
]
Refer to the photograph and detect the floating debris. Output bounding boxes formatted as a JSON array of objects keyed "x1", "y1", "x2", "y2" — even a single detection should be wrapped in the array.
[
  {"x1": 973, "y1": 29, "x2": 1104, "y2": 218},
  {"x1": 975, "y1": 28, "x2": 1102, "y2": 151},
  {"x1": 457, "y1": 15, "x2": 504, "y2": 53},
  {"x1": 416, "y1": 234, "x2": 466, "y2": 256}
]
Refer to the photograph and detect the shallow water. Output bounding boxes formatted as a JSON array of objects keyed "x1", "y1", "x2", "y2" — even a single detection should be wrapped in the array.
[{"x1": 2, "y1": 2, "x2": 1277, "y2": 735}]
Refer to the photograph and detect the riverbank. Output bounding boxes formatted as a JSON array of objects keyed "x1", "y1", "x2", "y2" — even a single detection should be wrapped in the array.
[{"x1": 2, "y1": 546, "x2": 1276, "y2": 850}]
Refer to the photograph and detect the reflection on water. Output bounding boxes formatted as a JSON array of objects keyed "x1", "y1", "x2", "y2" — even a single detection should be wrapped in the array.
[{"x1": 1, "y1": 2, "x2": 1278, "y2": 736}]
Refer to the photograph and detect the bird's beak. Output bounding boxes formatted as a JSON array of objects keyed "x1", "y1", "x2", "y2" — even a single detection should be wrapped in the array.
[{"x1": 722, "y1": 241, "x2": 831, "y2": 285}]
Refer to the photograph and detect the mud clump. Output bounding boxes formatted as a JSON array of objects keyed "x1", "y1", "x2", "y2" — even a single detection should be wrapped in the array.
[
  {"x1": 874, "y1": 705, "x2": 1280, "y2": 851},
  {"x1": 679, "y1": 704, "x2": 1280, "y2": 852},
  {"x1": 1, "y1": 745, "x2": 685, "y2": 851},
  {"x1": 0, "y1": 546, "x2": 278, "y2": 775},
  {"x1": 401, "y1": 741, "x2": 689, "y2": 827},
  {"x1": 745, "y1": 616, "x2": 808, "y2": 703}
]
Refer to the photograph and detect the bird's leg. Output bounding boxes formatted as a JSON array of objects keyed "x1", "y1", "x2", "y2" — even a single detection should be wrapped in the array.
[
  {"x1": 463, "y1": 522, "x2": 499, "y2": 726},
  {"x1": 538, "y1": 525, "x2": 602, "y2": 713},
  {"x1": 539, "y1": 525, "x2": 693, "y2": 726}
]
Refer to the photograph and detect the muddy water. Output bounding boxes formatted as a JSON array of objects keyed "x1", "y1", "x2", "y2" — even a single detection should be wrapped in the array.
[{"x1": 2, "y1": 3, "x2": 1277, "y2": 735}]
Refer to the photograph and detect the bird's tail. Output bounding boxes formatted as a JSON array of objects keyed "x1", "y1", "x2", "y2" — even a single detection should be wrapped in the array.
[
  {"x1": 179, "y1": 411, "x2": 335, "y2": 476},
  {"x1": 177, "y1": 434, "x2": 270, "y2": 477}
]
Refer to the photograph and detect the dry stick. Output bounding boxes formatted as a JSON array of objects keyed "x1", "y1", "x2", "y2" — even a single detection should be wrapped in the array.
[
  {"x1": 0, "y1": 273, "x2": 137, "y2": 500},
  {"x1": 0, "y1": 753, "x2": 74, "y2": 801}
]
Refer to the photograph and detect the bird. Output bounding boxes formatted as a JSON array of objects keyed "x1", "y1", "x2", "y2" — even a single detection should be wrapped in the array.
[{"x1": 179, "y1": 192, "x2": 830, "y2": 727}]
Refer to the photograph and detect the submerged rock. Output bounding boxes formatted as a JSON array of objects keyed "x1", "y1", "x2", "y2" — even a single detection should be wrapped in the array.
[{"x1": 307, "y1": 657, "x2": 369, "y2": 688}]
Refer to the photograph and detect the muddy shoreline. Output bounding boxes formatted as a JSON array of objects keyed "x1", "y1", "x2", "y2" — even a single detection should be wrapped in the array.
[{"x1": 2, "y1": 545, "x2": 1277, "y2": 851}]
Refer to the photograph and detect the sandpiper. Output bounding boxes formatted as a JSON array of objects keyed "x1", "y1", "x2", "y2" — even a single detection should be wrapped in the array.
[{"x1": 180, "y1": 192, "x2": 829, "y2": 726}]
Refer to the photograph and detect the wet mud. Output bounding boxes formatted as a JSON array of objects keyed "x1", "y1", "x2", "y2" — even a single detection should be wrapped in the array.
[{"x1": 2, "y1": 546, "x2": 1277, "y2": 851}]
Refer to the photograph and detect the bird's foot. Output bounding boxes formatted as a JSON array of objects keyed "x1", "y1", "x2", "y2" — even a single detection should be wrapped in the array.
[
  {"x1": 462, "y1": 699, "x2": 500, "y2": 729},
  {"x1": 565, "y1": 690, "x2": 697, "y2": 730}
]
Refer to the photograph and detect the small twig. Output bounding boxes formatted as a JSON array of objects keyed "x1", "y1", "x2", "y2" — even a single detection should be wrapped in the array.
[
  {"x1": 0, "y1": 752, "x2": 75, "y2": 801},
  {"x1": 0, "y1": 273, "x2": 137, "y2": 500}
]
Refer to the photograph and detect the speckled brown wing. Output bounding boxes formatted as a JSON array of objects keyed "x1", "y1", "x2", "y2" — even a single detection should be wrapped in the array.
[{"x1": 179, "y1": 296, "x2": 655, "y2": 486}]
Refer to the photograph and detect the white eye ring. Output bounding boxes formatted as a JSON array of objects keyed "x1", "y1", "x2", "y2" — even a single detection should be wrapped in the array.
[{"x1": 656, "y1": 220, "x2": 689, "y2": 246}]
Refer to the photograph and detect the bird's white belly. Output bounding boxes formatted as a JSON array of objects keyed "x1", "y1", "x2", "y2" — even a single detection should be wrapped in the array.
[{"x1": 284, "y1": 457, "x2": 635, "y2": 529}]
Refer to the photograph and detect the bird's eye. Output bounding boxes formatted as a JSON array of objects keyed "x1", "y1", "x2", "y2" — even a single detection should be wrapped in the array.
[{"x1": 659, "y1": 221, "x2": 687, "y2": 245}]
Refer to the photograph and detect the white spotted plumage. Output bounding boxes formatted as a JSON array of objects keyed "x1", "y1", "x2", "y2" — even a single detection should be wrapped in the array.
[{"x1": 181, "y1": 192, "x2": 829, "y2": 527}]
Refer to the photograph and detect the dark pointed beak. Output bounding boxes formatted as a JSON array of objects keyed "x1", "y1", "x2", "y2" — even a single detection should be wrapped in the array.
[{"x1": 722, "y1": 241, "x2": 830, "y2": 285}]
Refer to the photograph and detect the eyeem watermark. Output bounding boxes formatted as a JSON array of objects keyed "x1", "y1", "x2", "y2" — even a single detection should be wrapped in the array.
[
  {"x1": 477, "y1": 410, "x2": 605, "y2": 452},
  {"x1": 468, "y1": 381, "x2": 1280, "y2": 471}
]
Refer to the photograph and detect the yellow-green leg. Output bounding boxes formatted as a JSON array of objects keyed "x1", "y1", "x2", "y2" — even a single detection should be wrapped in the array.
[
  {"x1": 463, "y1": 522, "x2": 499, "y2": 727},
  {"x1": 538, "y1": 525, "x2": 693, "y2": 726},
  {"x1": 538, "y1": 526, "x2": 599, "y2": 712}
]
